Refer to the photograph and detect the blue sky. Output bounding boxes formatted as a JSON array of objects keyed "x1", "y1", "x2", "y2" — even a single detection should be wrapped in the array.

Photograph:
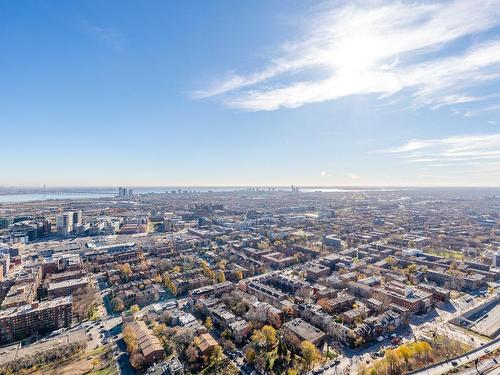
[{"x1": 1, "y1": 0, "x2": 500, "y2": 187}]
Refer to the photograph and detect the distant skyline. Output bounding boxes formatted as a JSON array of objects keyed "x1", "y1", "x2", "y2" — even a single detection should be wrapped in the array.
[{"x1": 1, "y1": 0, "x2": 500, "y2": 187}]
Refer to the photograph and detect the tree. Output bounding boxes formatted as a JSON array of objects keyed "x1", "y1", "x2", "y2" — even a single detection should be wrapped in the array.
[
  {"x1": 172, "y1": 265, "x2": 181, "y2": 273},
  {"x1": 251, "y1": 325, "x2": 276, "y2": 351},
  {"x1": 385, "y1": 349, "x2": 402, "y2": 375},
  {"x1": 216, "y1": 270, "x2": 226, "y2": 283},
  {"x1": 234, "y1": 270, "x2": 244, "y2": 281},
  {"x1": 205, "y1": 316, "x2": 213, "y2": 330},
  {"x1": 223, "y1": 339, "x2": 236, "y2": 353},
  {"x1": 118, "y1": 263, "x2": 133, "y2": 276},
  {"x1": 163, "y1": 273, "x2": 178, "y2": 296},
  {"x1": 153, "y1": 323, "x2": 168, "y2": 344},
  {"x1": 130, "y1": 353, "x2": 145, "y2": 369},
  {"x1": 130, "y1": 304, "x2": 140, "y2": 314},
  {"x1": 186, "y1": 344, "x2": 200, "y2": 363},
  {"x1": 318, "y1": 298, "x2": 333, "y2": 314},
  {"x1": 210, "y1": 345, "x2": 223, "y2": 365},
  {"x1": 261, "y1": 325, "x2": 277, "y2": 349},
  {"x1": 354, "y1": 336, "x2": 365, "y2": 347},
  {"x1": 110, "y1": 297, "x2": 125, "y2": 313},
  {"x1": 72, "y1": 285, "x2": 102, "y2": 321},
  {"x1": 406, "y1": 264, "x2": 417, "y2": 275},
  {"x1": 301, "y1": 341, "x2": 319, "y2": 371},
  {"x1": 122, "y1": 325, "x2": 138, "y2": 353},
  {"x1": 245, "y1": 347, "x2": 256, "y2": 363},
  {"x1": 173, "y1": 327, "x2": 194, "y2": 354}
]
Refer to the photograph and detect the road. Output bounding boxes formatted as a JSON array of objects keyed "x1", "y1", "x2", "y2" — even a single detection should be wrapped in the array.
[
  {"x1": 411, "y1": 337, "x2": 500, "y2": 375},
  {"x1": 455, "y1": 354, "x2": 500, "y2": 375}
]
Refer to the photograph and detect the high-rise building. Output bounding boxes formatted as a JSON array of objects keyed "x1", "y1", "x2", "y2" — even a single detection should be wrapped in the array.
[
  {"x1": 56, "y1": 212, "x2": 74, "y2": 237},
  {"x1": 493, "y1": 251, "x2": 500, "y2": 268},
  {"x1": 73, "y1": 210, "x2": 82, "y2": 226},
  {"x1": 118, "y1": 187, "x2": 132, "y2": 197},
  {"x1": 164, "y1": 218, "x2": 173, "y2": 232}
]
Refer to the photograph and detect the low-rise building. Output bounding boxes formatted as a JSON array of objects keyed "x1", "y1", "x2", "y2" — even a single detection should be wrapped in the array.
[{"x1": 282, "y1": 318, "x2": 326, "y2": 347}]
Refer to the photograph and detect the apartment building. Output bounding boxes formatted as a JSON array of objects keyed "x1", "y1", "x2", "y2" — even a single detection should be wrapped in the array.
[{"x1": 0, "y1": 296, "x2": 72, "y2": 344}]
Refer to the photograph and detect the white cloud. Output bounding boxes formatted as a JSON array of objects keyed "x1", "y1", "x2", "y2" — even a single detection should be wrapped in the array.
[
  {"x1": 382, "y1": 134, "x2": 500, "y2": 173},
  {"x1": 196, "y1": 0, "x2": 500, "y2": 111}
]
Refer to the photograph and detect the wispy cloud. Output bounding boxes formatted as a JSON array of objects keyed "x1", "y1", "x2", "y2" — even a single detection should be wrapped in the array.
[
  {"x1": 81, "y1": 20, "x2": 121, "y2": 51},
  {"x1": 381, "y1": 134, "x2": 500, "y2": 174},
  {"x1": 195, "y1": 0, "x2": 500, "y2": 111}
]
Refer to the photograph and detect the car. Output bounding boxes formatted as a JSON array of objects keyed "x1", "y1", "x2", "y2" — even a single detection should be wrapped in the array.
[
  {"x1": 451, "y1": 361, "x2": 458, "y2": 367},
  {"x1": 484, "y1": 349, "x2": 490, "y2": 353}
]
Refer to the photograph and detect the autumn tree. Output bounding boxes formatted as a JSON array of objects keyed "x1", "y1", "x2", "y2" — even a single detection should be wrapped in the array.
[
  {"x1": 385, "y1": 348, "x2": 402, "y2": 375},
  {"x1": 122, "y1": 325, "x2": 139, "y2": 353},
  {"x1": 205, "y1": 316, "x2": 213, "y2": 330},
  {"x1": 301, "y1": 340, "x2": 320, "y2": 371},
  {"x1": 163, "y1": 273, "x2": 178, "y2": 296},
  {"x1": 245, "y1": 347, "x2": 256, "y2": 363},
  {"x1": 130, "y1": 353, "x2": 145, "y2": 369},
  {"x1": 234, "y1": 269, "x2": 244, "y2": 281},
  {"x1": 216, "y1": 270, "x2": 226, "y2": 283},
  {"x1": 210, "y1": 345, "x2": 223, "y2": 365},
  {"x1": 118, "y1": 263, "x2": 133, "y2": 276}
]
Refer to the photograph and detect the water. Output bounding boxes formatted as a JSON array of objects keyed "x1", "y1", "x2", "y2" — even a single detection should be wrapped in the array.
[
  {"x1": 0, "y1": 193, "x2": 112, "y2": 203},
  {"x1": 1, "y1": 186, "x2": 497, "y2": 203}
]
